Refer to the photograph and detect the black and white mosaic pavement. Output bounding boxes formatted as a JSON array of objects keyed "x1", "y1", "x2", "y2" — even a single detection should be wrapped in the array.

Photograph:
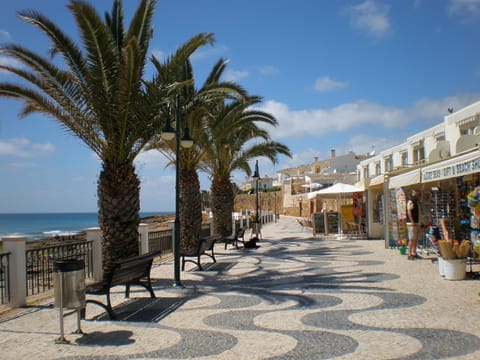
[{"x1": 1, "y1": 216, "x2": 480, "y2": 359}]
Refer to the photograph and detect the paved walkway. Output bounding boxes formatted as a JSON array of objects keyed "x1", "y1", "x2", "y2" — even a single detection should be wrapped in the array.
[{"x1": 1, "y1": 216, "x2": 480, "y2": 359}]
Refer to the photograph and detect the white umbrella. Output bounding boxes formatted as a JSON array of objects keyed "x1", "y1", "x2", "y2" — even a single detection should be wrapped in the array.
[
  {"x1": 312, "y1": 182, "x2": 363, "y2": 196},
  {"x1": 307, "y1": 182, "x2": 362, "y2": 199},
  {"x1": 308, "y1": 182, "x2": 364, "y2": 236}
]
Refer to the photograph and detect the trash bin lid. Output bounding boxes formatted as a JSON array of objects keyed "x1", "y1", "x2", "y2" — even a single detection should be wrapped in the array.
[{"x1": 53, "y1": 259, "x2": 84, "y2": 272}]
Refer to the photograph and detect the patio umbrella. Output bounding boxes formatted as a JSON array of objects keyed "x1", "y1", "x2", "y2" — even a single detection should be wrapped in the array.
[{"x1": 308, "y1": 183, "x2": 363, "y2": 236}]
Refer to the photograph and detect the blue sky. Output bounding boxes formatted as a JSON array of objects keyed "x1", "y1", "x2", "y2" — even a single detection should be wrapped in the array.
[{"x1": 1, "y1": 0, "x2": 480, "y2": 213}]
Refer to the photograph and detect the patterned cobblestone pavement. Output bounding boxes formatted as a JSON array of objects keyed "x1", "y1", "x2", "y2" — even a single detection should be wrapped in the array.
[{"x1": 1, "y1": 216, "x2": 480, "y2": 359}]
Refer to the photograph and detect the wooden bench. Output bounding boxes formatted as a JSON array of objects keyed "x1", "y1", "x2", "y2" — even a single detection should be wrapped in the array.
[
  {"x1": 223, "y1": 226, "x2": 246, "y2": 249},
  {"x1": 85, "y1": 251, "x2": 160, "y2": 319},
  {"x1": 180, "y1": 235, "x2": 221, "y2": 271}
]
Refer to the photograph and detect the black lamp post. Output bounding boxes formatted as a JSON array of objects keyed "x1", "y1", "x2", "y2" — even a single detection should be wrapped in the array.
[
  {"x1": 161, "y1": 96, "x2": 193, "y2": 287},
  {"x1": 252, "y1": 160, "x2": 260, "y2": 239}
]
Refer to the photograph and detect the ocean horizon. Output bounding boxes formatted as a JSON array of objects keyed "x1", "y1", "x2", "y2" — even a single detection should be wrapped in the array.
[{"x1": 0, "y1": 211, "x2": 173, "y2": 239}]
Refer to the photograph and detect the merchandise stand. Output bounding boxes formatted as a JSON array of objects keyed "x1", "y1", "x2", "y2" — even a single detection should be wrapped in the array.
[{"x1": 419, "y1": 175, "x2": 480, "y2": 276}]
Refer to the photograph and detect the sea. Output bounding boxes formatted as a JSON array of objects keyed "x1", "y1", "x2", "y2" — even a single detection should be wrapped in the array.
[{"x1": 0, "y1": 212, "x2": 173, "y2": 240}]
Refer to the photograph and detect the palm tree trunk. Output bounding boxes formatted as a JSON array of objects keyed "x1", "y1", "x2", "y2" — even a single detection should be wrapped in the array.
[
  {"x1": 98, "y1": 160, "x2": 140, "y2": 270},
  {"x1": 179, "y1": 168, "x2": 202, "y2": 250},
  {"x1": 211, "y1": 177, "x2": 234, "y2": 237}
]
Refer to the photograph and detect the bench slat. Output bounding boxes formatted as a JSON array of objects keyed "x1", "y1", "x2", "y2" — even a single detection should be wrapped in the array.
[
  {"x1": 85, "y1": 251, "x2": 160, "y2": 319},
  {"x1": 180, "y1": 235, "x2": 221, "y2": 271}
]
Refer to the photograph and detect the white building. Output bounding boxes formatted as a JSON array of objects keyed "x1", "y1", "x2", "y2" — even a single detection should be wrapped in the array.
[
  {"x1": 277, "y1": 149, "x2": 368, "y2": 216},
  {"x1": 357, "y1": 100, "x2": 480, "y2": 242}
]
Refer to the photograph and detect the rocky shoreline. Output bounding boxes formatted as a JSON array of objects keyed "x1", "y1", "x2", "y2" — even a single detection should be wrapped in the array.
[
  {"x1": 25, "y1": 214, "x2": 176, "y2": 248},
  {"x1": 140, "y1": 214, "x2": 175, "y2": 231}
]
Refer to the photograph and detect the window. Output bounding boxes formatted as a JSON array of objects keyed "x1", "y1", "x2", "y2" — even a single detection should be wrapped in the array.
[
  {"x1": 375, "y1": 162, "x2": 381, "y2": 175},
  {"x1": 413, "y1": 141, "x2": 425, "y2": 165},
  {"x1": 363, "y1": 166, "x2": 369, "y2": 179},
  {"x1": 384, "y1": 156, "x2": 393, "y2": 172},
  {"x1": 401, "y1": 152, "x2": 408, "y2": 167},
  {"x1": 458, "y1": 114, "x2": 479, "y2": 135}
]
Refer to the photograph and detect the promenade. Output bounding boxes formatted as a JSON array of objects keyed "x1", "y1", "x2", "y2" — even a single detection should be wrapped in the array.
[{"x1": 1, "y1": 216, "x2": 480, "y2": 359}]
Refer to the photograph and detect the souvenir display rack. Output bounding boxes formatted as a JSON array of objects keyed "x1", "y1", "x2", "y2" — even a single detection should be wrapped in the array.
[
  {"x1": 429, "y1": 187, "x2": 456, "y2": 241},
  {"x1": 389, "y1": 188, "x2": 407, "y2": 248}
]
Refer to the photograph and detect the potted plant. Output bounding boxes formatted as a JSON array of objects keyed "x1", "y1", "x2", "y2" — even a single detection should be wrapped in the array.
[{"x1": 437, "y1": 239, "x2": 471, "y2": 280}]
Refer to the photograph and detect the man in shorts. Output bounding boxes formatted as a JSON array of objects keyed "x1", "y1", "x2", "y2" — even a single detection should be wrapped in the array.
[{"x1": 407, "y1": 190, "x2": 422, "y2": 260}]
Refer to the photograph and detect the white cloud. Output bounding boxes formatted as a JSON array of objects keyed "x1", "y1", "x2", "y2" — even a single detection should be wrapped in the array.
[
  {"x1": 224, "y1": 69, "x2": 249, "y2": 82},
  {"x1": 257, "y1": 93, "x2": 480, "y2": 140},
  {"x1": 344, "y1": 134, "x2": 400, "y2": 156},
  {"x1": 314, "y1": 76, "x2": 349, "y2": 92},
  {"x1": 0, "y1": 54, "x2": 23, "y2": 73},
  {"x1": 134, "y1": 149, "x2": 171, "y2": 171},
  {"x1": 0, "y1": 138, "x2": 55, "y2": 158},
  {"x1": 448, "y1": 0, "x2": 480, "y2": 23},
  {"x1": 345, "y1": 0, "x2": 391, "y2": 38},
  {"x1": 0, "y1": 29, "x2": 10, "y2": 42},
  {"x1": 275, "y1": 148, "x2": 322, "y2": 170},
  {"x1": 406, "y1": 93, "x2": 480, "y2": 120},
  {"x1": 259, "y1": 65, "x2": 279, "y2": 76}
]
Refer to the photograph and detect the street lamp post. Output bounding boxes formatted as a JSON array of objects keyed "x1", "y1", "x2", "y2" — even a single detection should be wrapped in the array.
[
  {"x1": 161, "y1": 96, "x2": 193, "y2": 287},
  {"x1": 274, "y1": 191, "x2": 277, "y2": 222},
  {"x1": 252, "y1": 160, "x2": 260, "y2": 239}
]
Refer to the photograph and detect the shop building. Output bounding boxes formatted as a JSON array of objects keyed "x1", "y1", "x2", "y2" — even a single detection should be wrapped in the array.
[{"x1": 357, "y1": 100, "x2": 480, "y2": 247}]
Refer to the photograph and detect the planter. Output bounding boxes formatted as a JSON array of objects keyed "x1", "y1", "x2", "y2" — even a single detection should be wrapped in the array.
[
  {"x1": 438, "y1": 257, "x2": 445, "y2": 277},
  {"x1": 399, "y1": 246, "x2": 407, "y2": 255},
  {"x1": 443, "y1": 258, "x2": 466, "y2": 280}
]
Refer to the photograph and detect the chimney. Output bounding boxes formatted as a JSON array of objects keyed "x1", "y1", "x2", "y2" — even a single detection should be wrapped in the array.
[{"x1": 330, "y1": 148, "x2": 336, "y2": 158}]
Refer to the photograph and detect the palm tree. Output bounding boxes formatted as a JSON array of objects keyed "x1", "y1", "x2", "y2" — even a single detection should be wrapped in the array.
[
  {"x1": 148, "y1": 56, "x2": 247, "y2": 249},
  {"x1": 200, "y1": 97, "x2": 292, "y2": 237},
  {"x1": 0, "y1": 0, "x2": 160, "y2": 270}
]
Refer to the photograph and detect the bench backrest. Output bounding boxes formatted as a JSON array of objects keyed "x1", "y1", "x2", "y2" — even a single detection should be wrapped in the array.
[
  {"x1": 237, "y1": 227, "x2": 246, "y2": 238},
  {"x1": 104, "y1": 251, "x2": 160, "y2": 287},
  {"x1": 199, "y1": 235, "x2": 221, "y2": 252}
]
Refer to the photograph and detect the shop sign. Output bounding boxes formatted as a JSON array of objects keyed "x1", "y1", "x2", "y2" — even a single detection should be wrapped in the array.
[{"x1": 422, "y1": 151, "x2": 480, "y2": 182}]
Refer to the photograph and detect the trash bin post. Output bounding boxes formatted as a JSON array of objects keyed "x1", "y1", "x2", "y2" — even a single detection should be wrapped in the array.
[
  {"x1": 53, "y1": 259, "x2": 86, "y2": 344},
  {"x1": 56, "y1": 271, "x2": 67, "y2": 344}
]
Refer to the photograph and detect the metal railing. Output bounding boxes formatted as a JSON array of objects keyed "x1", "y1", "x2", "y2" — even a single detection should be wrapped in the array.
[
  {"x1": 148, "y1": 229, "x2": 173, "y2": 254},
  {"x1": 0, "y1": 252, "x2": 10, "y2": 305},
  {"x1": 148, "y1": 224, "x2": 212, "y2": 254},
  {"x1": 25, "y1": 240, "x2": 93, "y2": 297}
]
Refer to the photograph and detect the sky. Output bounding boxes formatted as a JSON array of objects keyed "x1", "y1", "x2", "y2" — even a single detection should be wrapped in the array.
[{"x1": 1, "y1": 0, "x2": 480, "y2": 213}]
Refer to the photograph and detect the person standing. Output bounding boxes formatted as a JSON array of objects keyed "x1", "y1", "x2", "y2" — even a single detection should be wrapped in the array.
[{"x1": 407, "y1": 190, "x2": 421, "y2": 260}]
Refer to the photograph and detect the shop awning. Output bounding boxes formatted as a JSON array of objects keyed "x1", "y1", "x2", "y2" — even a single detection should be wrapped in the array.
[
  {"x1": 421, "y1": 149, "x2": 480, "y2": 183},
  {"x1": 369, "y1": 174, "x2": 385, "y2": 187},
  {"x1": 388, "y1": 168, "x2": 421, "y2": 189}
]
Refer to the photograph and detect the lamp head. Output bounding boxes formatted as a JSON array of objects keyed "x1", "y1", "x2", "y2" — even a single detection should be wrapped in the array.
[
  {"x1": 161, "y1": 116, "x2": 175, "y2": 140},
  {"x1": 180, "y1": 126, "x2": 194, "y2": 148}
]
